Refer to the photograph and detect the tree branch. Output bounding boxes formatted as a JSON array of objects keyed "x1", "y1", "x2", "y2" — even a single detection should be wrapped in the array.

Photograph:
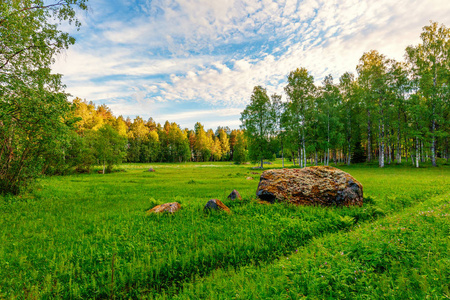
[
  {"x1": 18, "y1": 1, "x2": 67, "y2": 13},
  {"x1": 0, "y1": 45, "x2": 38, "y2": 70},
  {"x1": 0, "y1": 1, "x2": 67, "y2": 26}
]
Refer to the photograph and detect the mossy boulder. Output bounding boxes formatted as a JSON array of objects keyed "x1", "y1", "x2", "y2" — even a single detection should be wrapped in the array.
[{"x1": 256, "y1": 166, "x2": 363, "y2": 206}]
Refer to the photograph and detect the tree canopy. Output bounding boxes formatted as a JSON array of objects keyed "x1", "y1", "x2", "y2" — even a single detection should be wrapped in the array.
[{"x1": 0, "y1": 1, "x2": 88, "y2": 194}]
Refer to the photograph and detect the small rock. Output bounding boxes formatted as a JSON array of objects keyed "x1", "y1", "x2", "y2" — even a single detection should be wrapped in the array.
[
  {"x1": 263, "y1": 161, "x2": 273, "y2": 165},
  {"x1": 148, "y1": 168, "x2": 156, "y2": 172},
  {"x1": 204, "y1": 199, "x2": 231, "y2": 213},
  {"x1": 246, "y1": 177, "x2": 253, "y2": 180},
  {"x1": 227, "y1": 189, "x2": 242, "y2": 201},
  {"x1": 251, "y1": 172, "x2": 259, "y2": 174},
  {"x1": 147, "y1": 202, "x2": 180, "y2": 214}
]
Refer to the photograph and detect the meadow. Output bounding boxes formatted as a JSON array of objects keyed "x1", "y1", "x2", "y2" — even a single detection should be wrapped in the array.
[{"x1": 1, "y1": 161, "x2": 449, "y2": 299}]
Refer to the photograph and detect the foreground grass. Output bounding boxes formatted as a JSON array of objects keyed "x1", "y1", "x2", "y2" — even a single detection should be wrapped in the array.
[
  {"x1": 0, "y1": 161, "x2": 449, "y2": 299},
  {"x1": 167, "y1": 192, "x2": 450, "y2": 299}
]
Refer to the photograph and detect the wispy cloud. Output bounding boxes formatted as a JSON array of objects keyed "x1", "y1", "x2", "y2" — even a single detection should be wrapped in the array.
[{"x1": 53, "y1": 0, "x2": 450, "y2": 129}]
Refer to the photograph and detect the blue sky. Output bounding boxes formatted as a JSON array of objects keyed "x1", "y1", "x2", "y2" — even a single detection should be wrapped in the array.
[{"x1": 53, "y1": 0, "x2": 450, "y2": 129}]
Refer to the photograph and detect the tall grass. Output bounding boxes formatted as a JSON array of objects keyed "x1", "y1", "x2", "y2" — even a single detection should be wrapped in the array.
[
  {"x1": 166, "y1": 192, "x2": 450, "y2": 299},
  {"x1": 1, "y1": 162, "x2": 449, "y2": 299}
]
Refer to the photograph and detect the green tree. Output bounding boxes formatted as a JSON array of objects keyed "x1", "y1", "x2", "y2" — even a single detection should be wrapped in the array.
[
  {"x1": 217, "y1": 127, "x2": 231, "y2": 160},
  {"x1": 339, "y1": 72, "x2": 359, "y2": 165},
  {"x1": 233, "y1": 131, "x2": 247, "y2": 164},
  {"x1": 240, "y1": 86, "x2": 275, "y2": 168},
  {"x1": 194, "y1": 122, "x2": 212, "y2": 161},
  {"x1": 318, "y1": 75, "x2": 343, "y2": 165},
  {"x1": 87, "y1": 125, "x2": 127, "y2": 174},
  {"x1": 0, "y1": 1, "x2": 88, "y2": 194},
  {"x1": 284, "y1": 68, "x2": 316, "y2": 167},
  {"x1": 270, "y1": 93, "x2": 286, "y2": 167},
  {"x1": 357, "y1": 50, "x2": 389, "y2": 167},
  {"x1": 406, "y1": 21, "x2": 450, "y2": 167},
  {"x1": 386, "y1": 60, "x2": 410, "y2": 164}
]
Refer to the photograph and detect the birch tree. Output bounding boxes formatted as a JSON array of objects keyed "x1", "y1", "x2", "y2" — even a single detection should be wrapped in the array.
[
  {"x1": 406, "y1": 21, "x2": 450, "y2": 167},
  {"x1": 284, "y1": 68, "x2": 315, "y2": 168},
  {"x1": 357, "y1": 50, "x2": 389, "y2": 168},
  {"x1": 240, "y1": 86, "x2": 274, "y2": 169}
]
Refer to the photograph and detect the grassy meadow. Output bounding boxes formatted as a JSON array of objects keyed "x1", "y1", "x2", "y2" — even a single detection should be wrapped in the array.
[{"x1": 1, "y1": 160, "x2": 449, "y2": 299}]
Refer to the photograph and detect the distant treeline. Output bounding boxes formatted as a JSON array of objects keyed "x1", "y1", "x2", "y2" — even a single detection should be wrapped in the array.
[{"x1": 70, "y1": 98, "x2": 248, "y2": 168}]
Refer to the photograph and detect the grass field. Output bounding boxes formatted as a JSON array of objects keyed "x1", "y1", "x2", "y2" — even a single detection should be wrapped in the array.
[{"x1": 1, "y1": 160, "x2": 449, "y2": 299}]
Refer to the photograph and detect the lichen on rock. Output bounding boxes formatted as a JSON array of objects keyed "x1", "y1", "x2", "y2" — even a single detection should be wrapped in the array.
[
  {"x1": 147, "y1": 202, "x2": 180, "y2": 214},
  {"x1": 256, "y1": 166, "x2": 363, "y2": 207}
]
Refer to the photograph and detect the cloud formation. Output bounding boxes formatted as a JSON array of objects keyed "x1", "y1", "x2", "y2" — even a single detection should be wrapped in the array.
[{"x1": 53, "y1": 0, "x2": 450, "y2": 129}]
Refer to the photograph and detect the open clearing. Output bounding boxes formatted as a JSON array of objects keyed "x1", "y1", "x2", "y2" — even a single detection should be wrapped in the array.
[{"x1": 1, "y1": 161, "x2": 449, "y2": 299}]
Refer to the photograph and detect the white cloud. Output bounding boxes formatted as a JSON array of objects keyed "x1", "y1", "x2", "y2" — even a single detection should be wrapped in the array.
[{"x1": 54, "y1": 0, "x2": 450, "y2": 129}]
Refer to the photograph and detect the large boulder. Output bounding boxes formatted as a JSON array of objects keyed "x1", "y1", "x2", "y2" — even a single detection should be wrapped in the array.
[
  {"x1": 204, "y1": 199, "x2": 231, "y2": 213},
  {"x1": 147, "y1": 202, "x2": 180, "y2": 214},
  {"x1": 256, "y1": 166, "x2": 363, "y2": 207}
]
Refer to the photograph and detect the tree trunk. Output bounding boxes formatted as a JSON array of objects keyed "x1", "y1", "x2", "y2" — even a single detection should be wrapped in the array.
[
  {"x1": 397, "y1": 112, "x2": 402, "y2": 164},
  {"x1": 388, "y1": 144, "x2": 392, "y2": 165},
  {"x1": 347, "y1": 137, "x2": 351, "y2": 166},
  {"x1": 327, "y1": 148, "x2": 330, "y2": 166},
  {"x1": 446, "y1": 137, "x2": 449, "y2": 163},
  {"x1": 327, "y1": 111, "x2": 330, "y2": 166},
  {"x1": 415, "y1": 137, "x2": 420, "y2": 168},
  {"x1": 367, "y1": 109, "x2": 371, "y2": 162},
  {"x1": 431, "y1": 70, "x2": 437, "y2": 166},
  {"x1": 302, "y1": 136, "x2": 306, "y2": 167},
  {"x1": 405, "y1": 136, "x2": 408, "y2": 163},
  {"x1": 379, "y1": 122, "x2": 385, "y2": 168},
  {"x1": 379, "y1": 101, "x2": 385, "y2": 168},
  {"x1": 431, "y1": 117, "x2": 436, "y2": 166},
  {"x1": 421, "y1": 141, "x2": 425, "y2": 163}
]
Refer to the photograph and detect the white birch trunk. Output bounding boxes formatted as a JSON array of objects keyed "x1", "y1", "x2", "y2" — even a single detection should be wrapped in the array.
[{"x1": 415, "y1": 137, "x2": 420, "y2": 168}]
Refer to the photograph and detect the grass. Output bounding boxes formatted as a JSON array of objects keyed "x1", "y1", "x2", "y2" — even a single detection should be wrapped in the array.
[
  {"x1": 167, "y1": 192, "x2": 450, "y2": 299},
  {"x1": 0, "y1": 160, "x2": 449, "y2": 299}
]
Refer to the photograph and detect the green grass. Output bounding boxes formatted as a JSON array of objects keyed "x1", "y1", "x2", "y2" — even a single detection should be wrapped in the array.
[
  {"x1": 1, "y1": 161, "x2": 449, "y2": 299},
  {"x1": 166, "y1": 192, "x2": 450, "y2": 299}
]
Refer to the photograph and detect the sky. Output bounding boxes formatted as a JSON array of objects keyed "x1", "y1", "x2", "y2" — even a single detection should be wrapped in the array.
[{"x1": 53, "y1": 0, "x2": 450, "y2": 130}]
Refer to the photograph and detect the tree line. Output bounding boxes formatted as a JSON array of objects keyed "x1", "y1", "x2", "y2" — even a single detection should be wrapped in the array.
[
  {"x1": 69, "y1": 98, "x2": 248, "y2": 168},
  {"x1": 1, "y1": 1, "x2": 448, "y2": 195},
  {"x1": 241, "y1": 21, "x2": 450, "y2": 169}
]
